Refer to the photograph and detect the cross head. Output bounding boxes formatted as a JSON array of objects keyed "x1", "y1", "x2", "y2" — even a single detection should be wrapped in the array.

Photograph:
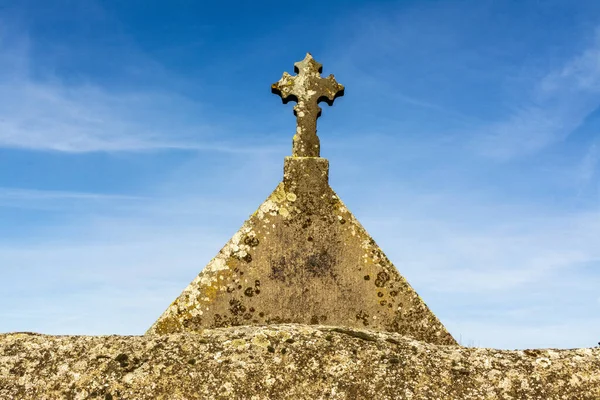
[{"x1": 272, "y1": 53, "x2": 344, "y2": 157}]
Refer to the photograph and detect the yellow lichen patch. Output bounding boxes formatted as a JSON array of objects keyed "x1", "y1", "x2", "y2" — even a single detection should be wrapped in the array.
[
  {"x1": 286, "y1": 192, "x2": 297, "y2": 202},
  {"x1": 251, "y1": 333, "x2": 271, "y2": 349},
  {"x1": 194, "y1": 259, "x2": 238, "y2": 307},
  {"x1": 272, "y1": 184, "x2": 287, "y2": 203},
  {"x1": 227, "y1": 338, "x2": 249, "y2": 350},
  {"x1": 152, "y1": 316, "x2": 183, "y2": 335}
]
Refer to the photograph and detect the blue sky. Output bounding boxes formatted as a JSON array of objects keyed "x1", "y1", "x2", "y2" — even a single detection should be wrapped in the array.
[{"x1": 1, "y1": 0, "x2": 599, "y2": 350}]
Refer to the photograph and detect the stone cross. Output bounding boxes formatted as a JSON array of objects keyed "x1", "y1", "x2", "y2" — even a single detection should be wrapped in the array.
[{"x1": 272, "y1": 53, "x2": 344, "y2": 157}]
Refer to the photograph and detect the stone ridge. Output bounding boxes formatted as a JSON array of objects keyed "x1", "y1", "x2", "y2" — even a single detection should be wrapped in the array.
[
  {"x1": 147, "y1": 157, "x2": 456, "y2": 345},
  {"x1": 1, "y1": 325, "x2": 598, "y2": 400}
]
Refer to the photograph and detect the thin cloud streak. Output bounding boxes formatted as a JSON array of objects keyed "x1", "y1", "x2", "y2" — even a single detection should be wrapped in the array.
[
  {"x1": 0, "y1": 187, "x2": 147, "y2": 212},
  {"x1": 0, "y1": 79, "x2": 230, "y2": 153},
  {"x1": 328, "y1": 4, "x2": 600, "y2": 160},
  {"x1": 474, "y1": 31, "x2": 600, "y2": 159},
  {"x1": 0, "y1": 25, "x2": 284, "y2": 154},
  {"x1": 0, "y1": 187, "x2": 145, "y2": 201}
]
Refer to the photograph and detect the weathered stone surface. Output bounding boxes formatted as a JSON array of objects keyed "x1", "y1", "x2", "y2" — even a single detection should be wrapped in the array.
[
  {"x1": 147, "y1": 157, "x2": 456, "y2": 345},
  {"x1": 1, "y1": 324, "x2": 598, "y2": 400}
]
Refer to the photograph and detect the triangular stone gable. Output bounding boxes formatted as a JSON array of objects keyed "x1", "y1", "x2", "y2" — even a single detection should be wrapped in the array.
[{"x1": 147, "y1": 157, "x2": 456, "y2": 345}]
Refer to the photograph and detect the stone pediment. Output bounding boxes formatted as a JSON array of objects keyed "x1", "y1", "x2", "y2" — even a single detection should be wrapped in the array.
[{"x1": 147, "y1": 157, "x2": 455, "y2": 345}]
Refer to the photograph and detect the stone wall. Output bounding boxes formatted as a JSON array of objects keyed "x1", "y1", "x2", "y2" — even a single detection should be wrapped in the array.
[{"x1": 1, "y1": 324, "x2": 598, "y2": 399}]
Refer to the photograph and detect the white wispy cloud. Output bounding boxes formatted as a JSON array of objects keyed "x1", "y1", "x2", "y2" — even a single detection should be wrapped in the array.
[
  {"x1": 326, "y1": 3, "x2": 600, "y2": 161},
  {"x1": 0, "y1": 29, "x2": 190, "y2": 152},
  {"x1": 474, "y1": 31, "x2": 600, "y2": 159},
  {"x1": 0, "y1": 187, "x2": 144, "y2": 201},
  {"x1": 0, "y1": 187, "x2": 146, "y2": 212},
  {"x1": 0, "y1": 77, "x2": 217, "y2": 153},
  {"x1": 0, "y1": 23, "x2": 284, "y2": 154}
]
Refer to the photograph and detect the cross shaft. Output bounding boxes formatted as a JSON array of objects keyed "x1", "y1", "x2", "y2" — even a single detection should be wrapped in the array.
[{"x1": 272, "y1": 53, "x2": 344, "y2": 157}]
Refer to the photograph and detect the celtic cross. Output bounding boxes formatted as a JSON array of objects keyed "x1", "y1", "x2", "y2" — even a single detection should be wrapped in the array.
[{"x1": 272, "y1": 53, "x2": 344, "y2": 157}]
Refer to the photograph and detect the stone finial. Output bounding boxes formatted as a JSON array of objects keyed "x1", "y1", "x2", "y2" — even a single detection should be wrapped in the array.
[{"x1": 272, "y1": 53, "x2": 344, "y2": 157}]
